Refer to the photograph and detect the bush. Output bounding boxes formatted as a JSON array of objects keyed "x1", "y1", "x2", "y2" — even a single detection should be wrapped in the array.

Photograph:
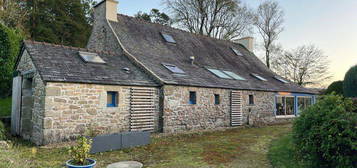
[
  {"x1": 293, "y1": 94, "x2": 357, "y2": 168},
  {"x1": 0, "y1": 23, "x2": 23, "y2": 98},
  {"x1": 0, "y1": 121, "x2": 6, "y2": 140},
  {"x1": 344, "y1": 65, "x2": 357, "y2": 98},
  {"x1": 325, "y1": 80, "x2": 343, "y2": 95}
]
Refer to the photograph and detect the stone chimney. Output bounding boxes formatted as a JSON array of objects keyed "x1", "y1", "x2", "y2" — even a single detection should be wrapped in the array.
[
  {"x1": 237, "y1": 37, "x2": 254, "y2": 52},
  {"x1": 94, "y1": 0, "x2": 118, "y2": 22}
]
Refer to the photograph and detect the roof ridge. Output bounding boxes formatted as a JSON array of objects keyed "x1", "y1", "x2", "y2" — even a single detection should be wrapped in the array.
[
  {"x1": 116, "y1": 13, "x2": 238, "y2": 45},
  {"x1": 23, "y1": 40, "x2": 117, "y2": 56}
]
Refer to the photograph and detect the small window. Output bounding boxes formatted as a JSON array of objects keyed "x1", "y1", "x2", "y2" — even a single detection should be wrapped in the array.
[
  {"x1": 249, "y1": 95, "x2": 254, "y2": 105},
  {"x1": 79, "y1": 51, "x2": 106, "y2": 64},
  {"x1": 107, "y1": 91, "x2": 118, "y2": 107},
  {"x1": 207, "y1": 68, "x2": 232, "y2": 79},
  {"x1": 161, "y1": 33, "x2": 176, "y2": 43},
  {"x1": 189, "y1": 91, "x2": 196, "y2": 105},
  {"x1": 214, "y1": 94, "x2": 220, "y2": 105},
  {"x1": 223, "y1": 71, "x2": 246, "y2": 80},
  {"x1": 274, "y1": 76, "x2": 289, "y2": 84},
  {"x1": 251, "y1": 73, "x2": 267, "y2": 81},
  {"x1": 162, "y1": 63, "x2": 185, "y2": 74},
  {"x1": 231, "y1": 47, "x2": 243, "y2": 56}
]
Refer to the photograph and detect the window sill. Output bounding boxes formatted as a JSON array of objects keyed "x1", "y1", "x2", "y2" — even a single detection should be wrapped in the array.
[{"x1": 275, "y1": 115, "x2": 296, "y2": 119}]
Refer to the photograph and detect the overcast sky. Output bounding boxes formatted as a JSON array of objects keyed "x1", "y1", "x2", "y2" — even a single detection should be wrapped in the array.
[{"x1": 101, "y1": 0, "x2": 357, "y2": 86}]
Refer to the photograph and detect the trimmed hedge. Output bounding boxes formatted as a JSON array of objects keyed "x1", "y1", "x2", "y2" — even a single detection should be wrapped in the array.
[
  {"x1": 325, "y1": 80, "x2": 343, "y2": 95},
  {"x1": 343, "y1": 65, "x2": 357, "y2": 98},
  {"x1": 293, "y1": 95, "x2": 357, "y2": 168}
]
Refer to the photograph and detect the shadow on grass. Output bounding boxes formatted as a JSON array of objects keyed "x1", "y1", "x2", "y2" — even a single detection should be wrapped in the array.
[{"x1": 268, "y1": 133, "x2": 306, "y2": 168}]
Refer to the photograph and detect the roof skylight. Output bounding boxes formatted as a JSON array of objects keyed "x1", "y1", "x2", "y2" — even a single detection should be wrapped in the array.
[
  {"x1": 223, "y1": 71, "x2": 246, "y2": 80},
  {"x1": 161, "y1": 33, "x2": 176, "y2": 43},
  {"x1": 231, "y1": 47, "x2": 243, "y2": 56},
  {"x1": 274, "y1": 76, "x2": 289, "y2": 83},
  {"x1": 163, "y1": 63, "x2": 185, "y2": 74},
  {"x1": 207, "y1": 68, "x2": 232, "y2": 79},
  {"x1": 251, "y1": 73, "x2": 267, "y2": 81},
  {"x1": 79, "y1": 51, "x2": 105, "y2": 64}
]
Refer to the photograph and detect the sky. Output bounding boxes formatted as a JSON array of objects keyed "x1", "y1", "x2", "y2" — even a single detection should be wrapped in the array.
[{"x1": 101, "y1": 0, "x2": 357, "y2": 87}]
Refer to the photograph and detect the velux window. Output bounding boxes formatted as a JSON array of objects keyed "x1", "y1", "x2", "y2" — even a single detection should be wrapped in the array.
[
  {"x1": 161, "y1": 32, "x2": 176, "y2": 43},
  {"x1": 162, "y1": 63, "x2": 185, "y2": 74},
  {"x1": 207, "y1": 68, "x2": 245, "y2": 80},
  {"x1": 231, "y1": 47, "x2": 243, "y2": 56},
  {"x1": 251, "y1": 73, "x2": 267, "y2": 81},
  {"x1": 189, "y1": 91, "x2": 196, "y2": 105},
  {"x1": 274, "y1": 76, "x2": 289, "y2": 84},
  {"x1": 79, "y1": 51, "x2": 106, "y2": 64},
  {"x1": 107, "y1": 91, "x2": 118, "y2": 107}
]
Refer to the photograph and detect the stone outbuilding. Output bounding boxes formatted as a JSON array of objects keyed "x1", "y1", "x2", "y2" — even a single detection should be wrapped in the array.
[{"x1": 12, "y1": 0, "x2": 316, "y2": 145}]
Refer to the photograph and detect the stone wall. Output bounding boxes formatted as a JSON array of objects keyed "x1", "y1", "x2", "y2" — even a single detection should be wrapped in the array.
[
  {"x1": 241, "y1": 91, "x2": 276, "y2": 125},
  {"x1": 16, "y1": 50, "x2": 46, "y2": 145},
  {"x1": 163, "y1": 85, "x2": 231, "y2": 133},
  {"x1": 43, "y1": 83, "x2": 159, "y2": 144},
  {"x1": 162, "y1": 85, "x2": 287, "y2": 133}
]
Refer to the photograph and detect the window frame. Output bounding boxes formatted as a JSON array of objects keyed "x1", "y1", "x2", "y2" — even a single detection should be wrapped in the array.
[
  {"x1": 248, "y1": 95, "x2": 254, "y2": 105},
  {"x1": 161, "y1": 32, "x2": 176, "y2": 44},
  {"x1": 223, "y1": 71, "x2": 246, "y2": 80},
  {"x1": 207, "y1": 68, "x2": 233, "y2": 79},
  {"x1": 107, "y1": 91, "x2": 119, "y2": 107},
  {"x1": 79, "y1": 51, "x2": 106, "y2": 64},
  {"x1": 162, "y1": 63, "x2": 185, "y2": 74},
  {"x1": 275, "y1": 95, "x2": 295, "y2": 117},
  {"x1": 274, "y1": 76, "x2": 289, "y2": 84},
  {"x1": 189, "y1": 91, "x2": 197, "y2": 105},
  {"x1": 214, "y1": 94, "x2": 220, "y2": 105},
  {"x1": 231, "y1": 47, "x2": 243, "y2": 56},
  {"x1": 251, "y1": 73, "x2": 268, "y2": 81}
]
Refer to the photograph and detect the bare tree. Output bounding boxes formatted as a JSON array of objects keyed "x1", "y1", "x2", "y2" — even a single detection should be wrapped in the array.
[
  {"x1": 164, "y1": 0, "x2": 253, "y2": 41},
  {"x1": 271, "y1": 45, "x2": 332, "y2": 87},
  {"x1": 254, "y1": 0, "x2": 284, "y2": 68}
]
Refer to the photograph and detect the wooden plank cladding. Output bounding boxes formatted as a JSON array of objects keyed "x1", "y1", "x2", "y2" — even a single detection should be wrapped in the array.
[
  {"x1": 130, "y1": 88, "x2": 157, "y2": 132},
  {"x1": 231, "y1": 91, "x2": 243, "y2": 126}
]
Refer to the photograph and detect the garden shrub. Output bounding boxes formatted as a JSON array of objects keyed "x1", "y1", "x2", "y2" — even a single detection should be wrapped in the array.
[
  {"x1": 325, "y1": 80, "x2": 343, "y2": 95},
  {"x1": 0, "y1": 121, "x2": 6, "y2": 140},
  {"x1": 293, "y1": 94, "x2": 357, "y2": 168},
  {"x1": 0, "y1": 23, "x2": 23, "y2": 98},
  {"x1": 343, "y1": 65, "x2": 357, "y2": 98}
]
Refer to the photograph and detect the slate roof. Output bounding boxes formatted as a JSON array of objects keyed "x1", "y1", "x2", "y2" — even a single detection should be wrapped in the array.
[
  {"x1": 108, "y1": 14, "x2": 316, "y2": 94},
  {"x1": 19, "y1": 41, "x2": 159, "y2": 86}
]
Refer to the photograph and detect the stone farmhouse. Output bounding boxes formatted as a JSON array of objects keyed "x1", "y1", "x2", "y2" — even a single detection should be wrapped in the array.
[{"x1": 11, "y1": 0, "x2": 316, "y2": 145}]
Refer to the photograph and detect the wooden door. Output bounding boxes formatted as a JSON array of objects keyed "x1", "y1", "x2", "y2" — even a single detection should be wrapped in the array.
[
  {"x1": 11, "y1": 76, "x2": 22, "y2": 135},
  {"x1": 231, "y1": 91, "x2": 243, "y2": 126}
]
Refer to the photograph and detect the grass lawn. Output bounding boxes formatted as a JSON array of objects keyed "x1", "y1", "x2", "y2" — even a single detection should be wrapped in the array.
[
  {"x1": 0, "y1": 97, "x2": 11, "y2": 117},
  {"x1": 0, "y1": 124, "x2": 292, "y2": 168},
  {"x1": 268, "y1": 133, "x2": 306, "y2": 168}
]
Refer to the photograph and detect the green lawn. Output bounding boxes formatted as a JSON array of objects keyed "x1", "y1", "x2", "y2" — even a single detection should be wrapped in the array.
[
  {"x1": 0, "y1": 97, "x2": 11, "y2": 117},
  {"x1": 268, "y1": 133, "x2": 306, "y2": 168},
  {"x1": 0, "y1": 124, "x2": 292, "y2": 168}
]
